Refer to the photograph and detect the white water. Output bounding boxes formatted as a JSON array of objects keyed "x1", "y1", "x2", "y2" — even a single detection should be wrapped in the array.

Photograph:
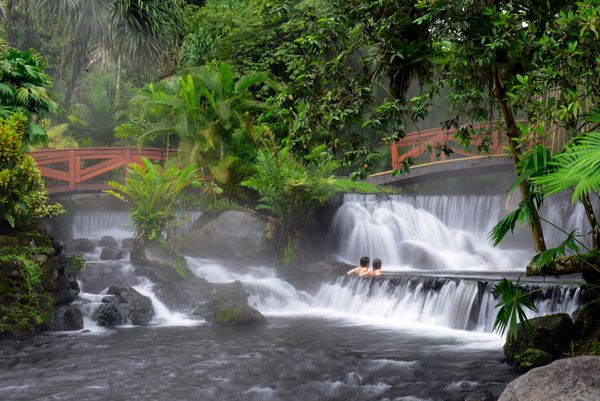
[
  {"x1": 186, "y1": 257, "x2": 581, "y2": 337},
  {"x1": 330, "y1": 194, "x2": 590, "y2": 272},
  {"x1": 72, "y1": 211, "x2": 202, "y2": 241}
]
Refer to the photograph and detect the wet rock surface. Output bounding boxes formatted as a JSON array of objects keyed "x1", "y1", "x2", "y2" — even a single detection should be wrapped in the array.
[
  {"x1": 97, "y1": 286, "x2": 154, "y2": 326},
  {"x1": 504, "y1": 313, "x2": 577, "y2": 370},
  {"x1": 183, "y1": 210, "x2": 273, "y2": 261},
  {"x1": 68, "y1": 238, "x2": 95, "y2": 253},
  {"x1": 54, "y1": 305, "x2": 83, "y2": 331},
  {"x1": 200, "y1": 281, "x2": 267, "y2": 328},
  {"x1": 99, "y1": 247, "x2": 123, "y2": 260},
  {"x1": 498, "y1": 356, "x2": 600, "y2": 401},
  {"x1": 99, "y1": 236, "x2": 118, "y2": 248}
]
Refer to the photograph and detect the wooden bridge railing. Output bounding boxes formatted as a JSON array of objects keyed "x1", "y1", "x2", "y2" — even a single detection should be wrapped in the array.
[
  {"x1": 390, "y1": 123, "x2": 506, "y2": 170},
  {"x1": 30, "y1": 147, "x2": 171, "y2": 193}
]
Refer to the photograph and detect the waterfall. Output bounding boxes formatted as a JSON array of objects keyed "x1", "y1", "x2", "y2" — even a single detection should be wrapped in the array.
[
  {"x1": 331, "y1": 194, "x2": 590, "y2": 271},
  {"x1": 186, "y1": 257, "x2": 581, "y2": 335},
  {"x1": 72, "y1": 211, "x2": 202, "y2": 241},
  {"x1": 312, "y1": 276, "x2": 581, "y2": 333}
]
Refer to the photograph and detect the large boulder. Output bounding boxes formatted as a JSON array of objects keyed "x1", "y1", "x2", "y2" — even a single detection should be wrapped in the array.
[
  {"x1": 100, "y1": 285, "x2": 154, "y2": 326},
  {"x1": 201, "y1": 281, "x2": 267, "y2": 327},
  {"x1": 99, "y1": 247, "x2": 123, "y2": 260},
  {"x1": 96, "y1": 303, "x2": 122, "y2": 327},
  {"x1": 54, "y1": 305, "x2": 83, "y2": 331},
  {"x1": 69, "y1": 238, "x2": 95, "y2": 253},
  {"x1": 498, "y1": 356, "x2": 600, "y2": 401},
  {"x1": 504, "y1": 313, "x2": 577, "y2": 370},
  {"x1": 183, "y1": 211, "x2": 272, "y2": 261},
  {"x1": 99, "y1": 236, "x2": 118, "y2": 247}
]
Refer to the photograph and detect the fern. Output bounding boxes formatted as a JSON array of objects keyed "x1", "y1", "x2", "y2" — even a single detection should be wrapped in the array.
[{"x1": 529, "y1": 231, "x2": 582, "y2": 273}]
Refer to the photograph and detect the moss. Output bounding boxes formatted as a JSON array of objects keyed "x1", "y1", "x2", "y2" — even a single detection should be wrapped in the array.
[
  {"x1": 67, "y1": 254, "x2": 86, "y2": 275},
  {"x1": 214, "y1": 307, "x2": 243, "y2": 326},
  {"x1": 514, "y1": 348, "x2": 553, "y2": 370},
  {"x1": 0, "y1": 231, "x2": 57, "y2": 335}
]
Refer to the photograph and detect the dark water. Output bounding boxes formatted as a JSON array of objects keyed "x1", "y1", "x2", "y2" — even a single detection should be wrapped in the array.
[{"x1": 0, "y1": 317, "x2": 515, "y2": 401}]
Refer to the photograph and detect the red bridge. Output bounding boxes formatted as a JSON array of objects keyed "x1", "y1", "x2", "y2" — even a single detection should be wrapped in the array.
[
  {"x1": 31, "y1": 148, "x2": 171, "y2": 194},
  {"x1": 370, "y1": 123, "x2": 514, "y2": 185}
]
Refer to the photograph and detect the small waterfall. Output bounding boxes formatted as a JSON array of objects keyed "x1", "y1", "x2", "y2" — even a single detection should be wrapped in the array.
[
  {"x1": 186, "y1": 257, "x2": 312, "y2": 312},
  {"x1": 186, "y1": 258, "x2": 581, "y2": 335},
  {"x1": 72, "y1": 211, "x2": 202, "y2": 241},
  {"x1": 313, "y1": 276, "x2": 581, "y2": 332},
  {"x1": 76, "y1": 260, "x2": 202, "y2": 330}
]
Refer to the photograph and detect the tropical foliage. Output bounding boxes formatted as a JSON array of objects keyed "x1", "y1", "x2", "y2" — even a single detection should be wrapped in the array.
[
  {"x1": 0, "y1": 115, "x2": 63, "y2": 229},
  {"x1": 0, "y1": 45, "x2": 58, "y2": 145},
  {"x1": 105, "y1": 158, "x2": 200, "y2": 248}
]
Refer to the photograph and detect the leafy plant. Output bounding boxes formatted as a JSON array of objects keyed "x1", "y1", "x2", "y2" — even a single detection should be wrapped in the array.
[
  {"x1": 105, "y1": 158, "x2": 200, "y2": 248},
  {"x1": 0, "y1": 115, "x2": 63, "y2": 229},
  {"x1": 0, "y1": 45, "x2": 58, "y2": 145},
  {"x1": 492, "y1": 278, "x2": 538, "y2": 340},
  {"x1": 533, "y1": 130, "x2": 600, "y2": 203},
  {"x1": 529, "y1": 231, "x2": 583, "y2": 274}
]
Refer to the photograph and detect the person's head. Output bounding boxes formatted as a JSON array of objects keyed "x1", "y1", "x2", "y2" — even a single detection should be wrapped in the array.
[
  {"x1": 359, "y1": 256, "x2": 370, "y2": 267},
  {"x1": 372, "y1": 258, "x2": 382, "y2": 270}
]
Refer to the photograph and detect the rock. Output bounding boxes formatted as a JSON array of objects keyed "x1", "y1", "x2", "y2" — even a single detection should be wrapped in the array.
[
  {"x1": 78, "y1": 262, "x2": 137, "y2": 293},
  {"x1": 99, "y1": 235, "x2": 118, "y2": 247},
  {"x1": 201, "y1": 281, "x2": 267, "y2": 327},
  {"x1": 283, "y1": 260, "x2": 336, "y2": 291},
  {"x1": 208, "y1": 304, "x2": 267, "y2": 328},
  {"x1": 65, "y1": 254, "x2": 86, "y2": 277},
  {"x1": 54, "y1": 305, "x2": 83, "y2": 331},
  {"x1": 512, "y1": 348, "x2": 553, "y2": 371},
  {"x1": 498, "y1": 356, "x2": 600, "y2": 401},
  {"x1": 96, "y1": 303, "x2": 122, "y2": 327},
  {"x1": 397, "y1": 242, "x2": 443, "y2": 269},
  {"x1": 465, "y1": 389, "x2": 494, "y2": 401},
  {"x1": 504, "y1": 313, "x2": 577, "y2": 368},
  {"x1": 122, "y1": 238, "x2": 135, "y2": 249},
  {"x1": 102, "y1": 285, "x2": 154, "y2": 326},
  {"x1": 576, "y1": 298, "x2": 600, "y2": 338},
  {"x1": 99, "y1": 247, "x2": 123, "y2": 260},
  {"x1": 69, "y1": 238, "x2": 95, "y2": 253},
  {"x1": 183, "y1": 210, "x2": 272, "y2": 261}
]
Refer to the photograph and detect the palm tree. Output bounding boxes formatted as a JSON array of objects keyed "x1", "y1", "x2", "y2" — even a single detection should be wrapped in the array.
[
  {"x1": 119, "y1": 62, "x2": 271, "y2": 196},
  {"x1": 28, "y1": 0, "x2": 185, "y2": 107},
  {"x1": 0, "y1": 46, "x2": 58, "y2": 144}
]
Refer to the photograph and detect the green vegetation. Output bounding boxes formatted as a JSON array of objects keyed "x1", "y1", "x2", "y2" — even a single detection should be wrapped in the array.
[
  {"x1": 105, "y1": 158, "x2": 201, "y2": 249},
  {"x1": 0, "y1": 233, "x2": 56, "y2": 335},
  {"x1": 0, "y1": 115, "x2": 63, "y2": 229}
]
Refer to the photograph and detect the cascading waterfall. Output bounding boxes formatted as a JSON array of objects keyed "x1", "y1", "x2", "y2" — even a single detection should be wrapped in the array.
[
  {"x1": 312, "y1": 276, "x2": 581, "y2": 332},
  {"x1": 186, "y1": 257, "x2": 581, "y2": 335},
  {"x1": 331, "y1": 194, "x2": 590, "y2": 271}
]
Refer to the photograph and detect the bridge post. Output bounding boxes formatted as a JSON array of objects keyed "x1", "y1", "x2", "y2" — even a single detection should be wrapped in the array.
[
  {"x1": 124, "y1": 148, "x2": 132, "y2": 181},
  {"x1": 68, "y1": 149, "x2": 75, "y2": 190}
]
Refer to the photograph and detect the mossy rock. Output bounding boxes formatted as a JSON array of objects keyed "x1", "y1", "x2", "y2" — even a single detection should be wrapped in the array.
[
  {"x1": 576, "y1": 298, "x2": 600, "y2": 337},
  {"x1": 210, "y1": 304, "x2": 267, "y2": 328},
  {"x1": 66, "y1": 254, "x2": 86, "y2": 276},
  {"x1": 504, "y1": 313, "x2": 577, "y2": 364},
  {"x1": 575, "y1": 328, "x2": 600, "y2": 356},
  {"x1": 514, "y1": 348, "x2": 553, "y2": 370}
]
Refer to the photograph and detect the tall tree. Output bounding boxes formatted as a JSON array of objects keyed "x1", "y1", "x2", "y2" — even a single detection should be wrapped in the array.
[{"x1": 414, "y1": 0, "x2": 578, "y2": 253}]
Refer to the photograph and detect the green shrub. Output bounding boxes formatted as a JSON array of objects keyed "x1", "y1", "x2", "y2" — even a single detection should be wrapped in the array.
[
  {"x1": 0, "y1": 115, "x2": 63, "y2": 228},
  {"x1": 105, "y1": 158, "x2": 201, "y2": 248}
]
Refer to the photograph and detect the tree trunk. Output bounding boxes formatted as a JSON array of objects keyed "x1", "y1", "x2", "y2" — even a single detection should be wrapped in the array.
[
  {"x1": 580, "y1": 193, "x2": 600, "y2": 249},
  {"x1": 493, "y1": 67, "x2": 547, "y2": 253},
  {"x1": 115, "y1": 52, "x2": 122, "y2": 104},
  {"x1": 65, "y1": 43, "x2": 87, "y2": 109},
  {"x1": 4, "y1": 0, "x2": 14, "y2": 45}
]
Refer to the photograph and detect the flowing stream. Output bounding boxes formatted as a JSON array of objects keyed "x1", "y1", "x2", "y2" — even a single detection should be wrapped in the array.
[{"x1": 0, "y1": 195, "x2": 587, "y2": 401}]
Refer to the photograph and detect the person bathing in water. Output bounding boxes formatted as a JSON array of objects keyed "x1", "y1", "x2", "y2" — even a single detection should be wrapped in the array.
[
  {"x1": 369, "y1": 258, "x2": 383, "y2": 277},
  {"x1": 346, "y1": 256, "x2": 369, "y2": 276}
]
